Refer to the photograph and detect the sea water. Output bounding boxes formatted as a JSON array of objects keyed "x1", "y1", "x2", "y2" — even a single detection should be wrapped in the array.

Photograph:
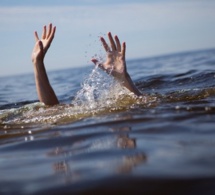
[{"x1": 0, "y1": 49, "x2": 215, "y2": 194}]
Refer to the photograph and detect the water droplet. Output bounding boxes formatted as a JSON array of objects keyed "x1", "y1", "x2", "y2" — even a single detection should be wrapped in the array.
[
  {"x1": 205, "y1": 107, "x2": 211, "y2": 111},
  {"x1": 175, "y1": 106, "x2": 180, "y2": 110}
]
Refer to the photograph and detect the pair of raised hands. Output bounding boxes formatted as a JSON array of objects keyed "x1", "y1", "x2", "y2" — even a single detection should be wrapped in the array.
[
  {"x1": 32, "y1": 23, "x2": 128, "y2": 81},
  {"x1": 32, "y1": 24, "x2": 142, "y2": 100}
]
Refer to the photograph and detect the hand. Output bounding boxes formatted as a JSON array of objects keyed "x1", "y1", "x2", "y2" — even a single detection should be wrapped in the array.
[
  {"x1": 92, "y1": 32, "x2": 142, "y2": 96},
  {"x1": 91, "y1": 32, "x2": 127, "y2": 81},
  {"x1": 31, "y1": 23, "x2": 56, "y2": 64}
]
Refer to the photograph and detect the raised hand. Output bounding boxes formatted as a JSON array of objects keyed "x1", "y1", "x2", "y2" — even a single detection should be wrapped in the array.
[
  {"x1": 92, "y1": 32, "x2": 127, "y2": 80},
  {"x1": 92, "y1": 32, "x2": 142, "y2": 96},
  {"x1": 31, "y1": 23, "x2": 59, "y2": 105},
  {"x1": 32, "y1": 23, "x2": 56, "y2": 64}
]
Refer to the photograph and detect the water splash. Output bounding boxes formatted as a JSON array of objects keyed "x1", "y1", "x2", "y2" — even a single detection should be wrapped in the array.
[
  {"x1": 0, "y1": 65, "x2": 156, "y2": 126},
  {"x1": 72, "y1": 65, "x2": 127, "y2": 110}
]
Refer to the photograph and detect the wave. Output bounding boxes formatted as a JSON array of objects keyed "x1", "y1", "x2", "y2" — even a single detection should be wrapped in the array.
[{"x1": 0, "y1": 67, "x2": 214, "y2": 127}]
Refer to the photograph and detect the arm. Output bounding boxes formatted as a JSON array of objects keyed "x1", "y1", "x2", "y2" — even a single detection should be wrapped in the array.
[
  {"x1": 31, "y1": 24, "x2": 59, "y2": 105},
  {"x1": 91, "y1": 32, "x2": 142, "y2": 96}
]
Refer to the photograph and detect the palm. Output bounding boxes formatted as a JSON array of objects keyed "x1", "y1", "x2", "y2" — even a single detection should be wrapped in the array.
[
  {"x1": 32, "y1": 41, "x2": 43, "y2": 62},
  {"x1": 103, "y1": 51, "x2": 125, "y2": 77},
  {"x1": 103, "y1": 51, "x2": 124, "y2": 73}
]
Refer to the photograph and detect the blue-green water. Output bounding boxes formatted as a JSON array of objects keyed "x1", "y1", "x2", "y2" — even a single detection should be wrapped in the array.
[{"x1": 0, "y1": 49, "x2": 215, "y2": 194}]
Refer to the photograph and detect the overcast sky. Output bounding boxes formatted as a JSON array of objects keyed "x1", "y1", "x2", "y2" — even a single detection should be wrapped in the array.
[{"x1": 0, "y1": 0, "x2": 215, "y2": 77}]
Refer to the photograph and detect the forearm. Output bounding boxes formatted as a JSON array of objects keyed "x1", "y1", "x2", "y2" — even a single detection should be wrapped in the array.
[
  {"x1": 117, "y1": 72, "x2": 142, "y2": 96},
  {"x1": 33, "y1": 61, "x2": 59, "y2": 105}
]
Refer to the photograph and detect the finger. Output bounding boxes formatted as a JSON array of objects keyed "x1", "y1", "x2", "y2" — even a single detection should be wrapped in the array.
[
  {"x1": 48, "y1": 26, "x2": 56, "y2": 44},
  {"x1": 91, "y1": 58, "x2": 98, "y2": 65},
  {"x1": 91, "y1": 59, "x2": 105, "y2": 70},
  {"x1": 108, "y1": 32, "x2": 117, "y2": 51},
  {"x1": 100, "y1": 37, "x2": 111, "y2": 52},
  {"x1": 114, "y1": 35, "x2": 121, "y2": 52},
  {"x1": 34, "y1": 31, "x2": 39, "y2": 42},
  {"x1": 38, "y1": 41, "x2": 44, "y2": 52},
  {"x1": 122, "y1": 42, "x2": 126, "y2": 59},
  {"x1": 91, "y1": 58, "x2": 102, "y2": 67},
  {"x1": 42, "y1": 25, "x2": 46, "y2": 39},
  {"x1": 47, "y1": 23, "x2": 52, "y2": 38}
]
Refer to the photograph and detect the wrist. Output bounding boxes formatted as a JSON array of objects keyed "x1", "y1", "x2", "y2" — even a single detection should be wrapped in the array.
[
  {"x1": 32, "y1": 58, "x2": 44, "y2": 65},
  {"x1": 114, "y1": 71, "x2": 130, "y2": 82},
  {"x1": 116, "y1": 72, "x2": 142, "y2": 96},
  {"x1": 33, "y1": 60, "x2": 46, "y2": 74}
]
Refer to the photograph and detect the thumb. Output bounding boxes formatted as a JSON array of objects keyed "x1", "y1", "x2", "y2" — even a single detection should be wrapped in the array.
[
  {"x1": 38, "y1": 41, "x2": 44, "y2": 52},
  {"x1": 91, "y1": 58, "x2": 99, "y2": 65},
  {"x1": 91, "y1": 58, "x2": 103, "y2": 68},
  {"x1": 91, "y1": 58, "x2": 107, "y2": 72}
]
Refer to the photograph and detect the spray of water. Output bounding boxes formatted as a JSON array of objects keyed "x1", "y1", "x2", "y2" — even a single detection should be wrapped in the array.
[
  {"x1": 0, "y1": 57, "x2": 156, "y2": 125},
  {"x1": 72, "y1": 64, "x2": 128, "y2": 111}
]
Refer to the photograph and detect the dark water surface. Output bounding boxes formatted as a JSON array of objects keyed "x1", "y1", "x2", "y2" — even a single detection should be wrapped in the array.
[{"x1": 0, "y1": 49, "x2": 215, "y2": 194}]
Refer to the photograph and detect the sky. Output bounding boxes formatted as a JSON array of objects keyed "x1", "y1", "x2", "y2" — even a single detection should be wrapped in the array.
[{"x1": 0, "y1": 0, "x2": 215, "y2": 77}]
